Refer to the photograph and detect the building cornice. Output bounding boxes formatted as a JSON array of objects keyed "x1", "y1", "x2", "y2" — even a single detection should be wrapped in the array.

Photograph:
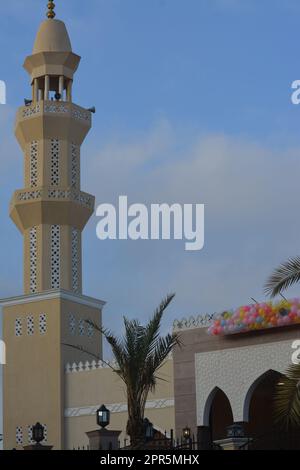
[{"x1": 0, "y1": 289, "x2": 106, "y2": 310}]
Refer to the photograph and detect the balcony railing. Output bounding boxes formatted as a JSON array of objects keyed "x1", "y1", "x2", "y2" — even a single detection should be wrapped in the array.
[
  {"x1": 17, "y1": 101, "x2": 91, "y2": 125},
  {"x1": 11, "y1": 188, "x2": 94, "y2": 210}
]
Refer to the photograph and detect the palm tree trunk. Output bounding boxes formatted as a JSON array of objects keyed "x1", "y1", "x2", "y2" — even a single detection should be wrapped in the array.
[{"x1": 126, "y1": 395, "x2": 145, "y2": 449}]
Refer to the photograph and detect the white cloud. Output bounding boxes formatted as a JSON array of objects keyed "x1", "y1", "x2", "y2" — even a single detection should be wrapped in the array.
[{"x1": 83, "y1": 119, "x2": 300, "y2": 330}]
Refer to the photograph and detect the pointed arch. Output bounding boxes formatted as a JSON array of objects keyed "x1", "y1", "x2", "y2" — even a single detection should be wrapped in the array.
[
  {"x1": 203, "y1": 386, "x2": 233, "y2": 427},
  {"x1": 243, "y1": 369, "x2": 282, "y2": 422}
]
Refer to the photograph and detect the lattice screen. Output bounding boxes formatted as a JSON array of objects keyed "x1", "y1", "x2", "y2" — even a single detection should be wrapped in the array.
[
  {"x1": 71, "y1": 228, "x2": 80, "y2": 293},
  {"x1": 30, "y1": 227, "x2": 37, "y2": 293},
  {"x1": 50, "y1": 138, "x2": 60, "y2": 186},
  {"x1": 51, "y1": 225, "x2": 60, "y2": 289},
  {"x1": 30, "y1": 141, "x2": 38, "y2": 187}
]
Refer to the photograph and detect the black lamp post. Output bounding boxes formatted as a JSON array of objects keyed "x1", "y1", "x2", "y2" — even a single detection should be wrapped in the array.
[
  {"x1": 183, "y1": 426, "x2": 192, "y2": 449},
  {"x1": 97, "y1": 405, "x2": 110, "y2": 429},
  {"x1": 183, "y1": 426, "x2": 191, "y2": 440},
  {"x1": 32, "y1": 422, "x2": 45, "y2": 445}
]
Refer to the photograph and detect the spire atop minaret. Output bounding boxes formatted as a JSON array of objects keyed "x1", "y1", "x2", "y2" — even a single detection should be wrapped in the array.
[{"x1": 47, "y1": 0, "x2": 56, "y2": 19}]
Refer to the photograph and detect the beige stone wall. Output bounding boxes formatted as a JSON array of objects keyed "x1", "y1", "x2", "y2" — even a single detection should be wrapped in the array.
[
  {"x1": 3, "y1": 297, "x2": 64, "y2": 450},
  {"x1": 2, "y1": 291, "x2": 104, "y2": 450},
  {"x1": 64, "y1": 359, "x2": 175, "y2": 449}
]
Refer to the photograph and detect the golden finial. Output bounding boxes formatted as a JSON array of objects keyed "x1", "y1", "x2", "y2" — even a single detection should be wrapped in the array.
[{"x1": 47, "y1": 1, "x2": 56, "y2": 19}]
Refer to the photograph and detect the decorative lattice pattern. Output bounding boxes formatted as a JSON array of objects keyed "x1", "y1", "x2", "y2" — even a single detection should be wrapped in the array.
[
  {"x1": 17, "y1": 190, "x2": 42, "y2": 201},
  {"x1": 39, "y1": 314, "x2": 47, "y2": 335},
  {"x1": 51, "y1": 225, "x2": 60, "y2": 289},
  {"x1": 69, "y1": 314, "x2": 76, "y2": 335},
  {"x1": 27, "y1": 315, "x2": 34, "y2": 336},
  {"x1": 22, "y1": 103, "x2": 40, "y2": 118},
  {"x1": 72, "y1": 108, "x2": 90, "y2": 122},
  {"x1": 79, "y1": 319, "x2": 85, "y2": 336},
  {"x1": 173, "y1": 313, "x2": 218, "y2": 332},
  {"x1": 16, "y1": 426, "x2": 23, "y2": 445},
  {"x1": 30, "y1": 141, "x2": 38, "y2": 187},
  {"x1": 87, "y1": 322, "x2": 94, "y2": 338},
  {"x1": 27, "y1": 425, "x2": 34, "y2": 445},
  {"x1": 16, "y1": 189, "x2": 93, "y2": 209},
  {"x1": 22, "y1": 103, "x2": 90, "y2": 122},
  {"x1": 71, "y1": 228, "x2": 80, "y2": 293},
  {"x1": 43, "y1": 424, "x2": 48, "y2": 443},
  {"x1": 50, "y1": 139, "x2": 59, "y2": 186},
  {"x1": 30, "y1": 227, "x2": 37, "y2": 293},
  {"x1": 45, "y1": 103, "x2": 68, "y2": 114},
  {"x1": 71, "y1": 143, "x2": 78, "y2": 188},
  {"x1": 15, "y1": 318, "x2": 22, "y2": 337}
]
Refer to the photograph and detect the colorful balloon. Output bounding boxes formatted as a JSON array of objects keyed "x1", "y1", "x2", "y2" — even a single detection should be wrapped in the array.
[{"x1": 207, "y1": 298, "x2": 300, "y2": 336}]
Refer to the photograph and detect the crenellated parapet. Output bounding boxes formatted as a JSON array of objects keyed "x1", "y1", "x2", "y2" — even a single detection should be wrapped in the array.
[
  {"x1": 65, "y1": 359, "x2": 117, "y2": 373},
  {"x1": 173, "y1": 313, "x2": 217, "y2": 332}
]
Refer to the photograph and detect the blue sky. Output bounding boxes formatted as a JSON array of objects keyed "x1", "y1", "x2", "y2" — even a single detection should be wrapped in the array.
[{"x1": 2, "y1": 0, "x2": 300, "y2": 440}]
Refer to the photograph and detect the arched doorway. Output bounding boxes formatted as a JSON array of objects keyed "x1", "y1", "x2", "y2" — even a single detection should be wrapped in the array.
[
  {"x1": 246, "y1": 370, "x2": 300, "y2": 449},
  {"x1": 208, "y1": 388, "x2": 233, "y2": 441}
]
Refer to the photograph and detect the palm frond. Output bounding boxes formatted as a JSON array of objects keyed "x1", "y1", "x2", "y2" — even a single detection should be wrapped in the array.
[
  {"x1": 264, "y1": 256, "x2": 300, "y2": 298},
  {"x1": 142, "y1": 294, "x2": 176, "y2": 360},
  {"x1": 146, "y1": 333, "x2": 180, "y2": 377},
  {"x1": 274, "y1": 364, "x2": 300, "y2": 428}
]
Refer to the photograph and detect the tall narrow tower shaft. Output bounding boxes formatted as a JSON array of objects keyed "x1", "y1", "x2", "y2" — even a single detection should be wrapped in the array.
[
  {"x1": 11, "y1": 17, "x2": 94, "y2": 295},
  {"x1": 2, "y1": 5, "x2": 105, "y2": 450}
]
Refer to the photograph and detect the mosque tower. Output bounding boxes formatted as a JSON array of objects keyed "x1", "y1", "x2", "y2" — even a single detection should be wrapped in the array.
[{"x1": 1, "y1": 2, "x2": 105, "y2": 449}]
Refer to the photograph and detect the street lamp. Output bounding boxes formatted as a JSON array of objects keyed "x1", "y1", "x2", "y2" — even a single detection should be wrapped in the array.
[
  {"x1": 97, "y1": 404, "x2": 110, "y2": 429},
  {"x1": 32, "y1": 422, "x2": 45, "y2": 445},
  {"x1": 183, "y1": 426, "x2": 191, "y2": 440},
  {"x1": 227, "y1": 424, "x2": 245, "y2": 438}
]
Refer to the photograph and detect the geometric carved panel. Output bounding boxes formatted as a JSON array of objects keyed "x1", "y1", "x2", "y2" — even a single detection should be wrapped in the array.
[
  {"x1": 78, "y1": 319, "x2": 85, "y2": 336},
  {"x1": 16, "y1": 426, "x2": 23, "y2": 445},
  {"x1": 50, "y1": 138, "x2": 59, "y2": 186},
  {"x1": 30, "y1": 141, "x2": 38, "y2": 188},
  {"x1": 39, "y1": 314, "x2": 47, "y2": 335},
  {"x1": 69, "y1": 314, "x2": 76, "y2": 335},
  {"x1": 71, "y1": 228, "x2": 80, "y2": 293},
  {"x1": 51, "y1": 225, "x2": 60, "y2": 289},
  {"x1": 15, "y1": 317, "x2": 22, "y2": 337},
  {"x1": 27, "y1": 315, "x2": 34, "y2": 336},
  {"x1": 29, "y1": 227, "x2": 37, "y2": 293},
  {"x1": 71, "y1": 143, "x2": 78, "y2": 188}
]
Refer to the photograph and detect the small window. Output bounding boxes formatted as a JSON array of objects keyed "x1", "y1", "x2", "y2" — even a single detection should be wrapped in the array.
[
  {"x1": 16, "y1": 426, "x2": 23, "y2": 445},
  {"x1": 39, "y1": 314, "x2": 47, "y2": 335},
  {"x1": 69, "y1": 314, "x2": 76, "y2": 335},
  {"x1": 27, "y1": 425, "x2": 34, "y2": 444},
  {"x1": 79, "y1": 319, "x2": 85, "y2": 336},
  {"x1": 87, "y1": 323, "x2": 94, "y2": 338},
  {"x1": 27, "y1": 315, "x2": 34, "y2": 336},
  {"x1": 15, "y1": 318, "x2": 22, "y2": 337}
]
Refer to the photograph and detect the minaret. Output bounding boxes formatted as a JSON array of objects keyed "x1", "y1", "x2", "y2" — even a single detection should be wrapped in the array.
[{"x1": 1, "y1": 3, "x2": 105, "y2": 450}]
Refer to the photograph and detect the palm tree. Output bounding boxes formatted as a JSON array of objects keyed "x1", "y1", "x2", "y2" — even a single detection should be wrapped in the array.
[
  {"x1": 274, "y1": 364, "x2": 300, "y2": 428},
  {"x1": 265, "y1": 258, "x2": 300, "y2": 427},
  {"x1": 66, "y1": 294, "x2": 180, "y2": 448},
  {"x1": 264, "y1": 256, "x2": 300, "y2": 298}
]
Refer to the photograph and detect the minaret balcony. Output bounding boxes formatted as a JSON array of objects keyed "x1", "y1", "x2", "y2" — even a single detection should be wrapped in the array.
[
  {"x1": 15, "y1": 101, "x2": 92, "y2": 147},
  {"x1": 10, "y1": 187, "x2": 95, "y2": 233}
]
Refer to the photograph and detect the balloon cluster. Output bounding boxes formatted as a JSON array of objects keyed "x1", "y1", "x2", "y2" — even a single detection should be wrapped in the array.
[{"x1": 207, "y1": 298, "x2": 300, "y2": 336}]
